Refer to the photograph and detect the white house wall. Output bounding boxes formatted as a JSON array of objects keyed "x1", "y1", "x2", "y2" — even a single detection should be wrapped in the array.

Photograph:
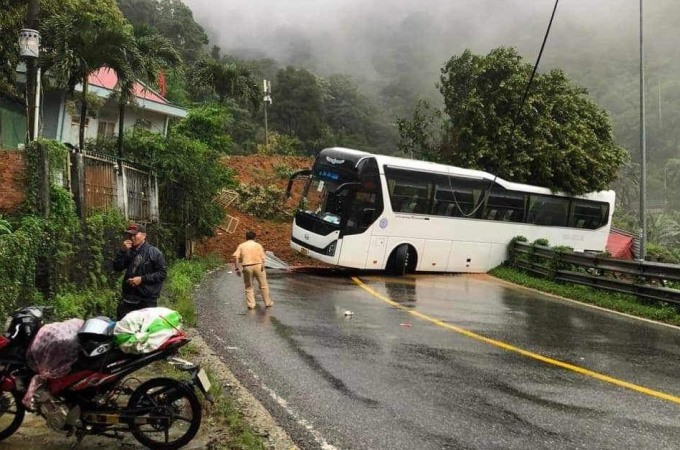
[
  {"x1": 49, "y1": 104, "x2": 170, "y2": 147},
  {"x1": 123, "y1": 109, "x2": 168, "y2": 135}
]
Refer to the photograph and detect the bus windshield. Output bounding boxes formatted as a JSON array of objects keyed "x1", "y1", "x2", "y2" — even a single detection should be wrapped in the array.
[{"x1": 302, "y1": 177, "x2": 351, "y2": 226}]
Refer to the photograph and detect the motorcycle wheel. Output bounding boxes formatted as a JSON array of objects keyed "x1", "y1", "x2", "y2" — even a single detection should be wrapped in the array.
[
  {"x1": 127, "y1": 377, "x2": 202, "y2": 450},
  {"x1": 0, "y1": 391, "x2": 25, "y2": 441}
]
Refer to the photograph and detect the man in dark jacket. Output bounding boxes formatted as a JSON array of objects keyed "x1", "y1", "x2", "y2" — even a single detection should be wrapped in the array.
[{"x1": 113, "y1": 223, "x2": 167, "y2": 319}]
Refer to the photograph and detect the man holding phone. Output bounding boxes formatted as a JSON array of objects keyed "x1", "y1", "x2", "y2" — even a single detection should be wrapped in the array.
[{"x1": 113, "y1": 223, "x2": 167, "y2": 320}]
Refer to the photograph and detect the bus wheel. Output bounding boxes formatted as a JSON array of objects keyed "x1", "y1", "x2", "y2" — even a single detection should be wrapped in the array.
[{"x1": 387, "y1": 244, "x2": 414, "y2": 276}]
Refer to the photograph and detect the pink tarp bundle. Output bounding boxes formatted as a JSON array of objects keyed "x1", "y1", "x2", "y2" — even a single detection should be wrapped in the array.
[{"x1": 23, "y1": 318, "x2": 84, "y2": 408}]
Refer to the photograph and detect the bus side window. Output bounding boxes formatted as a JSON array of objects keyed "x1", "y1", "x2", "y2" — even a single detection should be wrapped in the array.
[
  {"x1": 385, "y1": 167, "x2": 433, "y2": 214},
  {"x1": 569, "y1": 200, "x2": 608, "y2": 229},
  {"x1": 528, "y1": 195, "x2": 568, "y2": 227}
]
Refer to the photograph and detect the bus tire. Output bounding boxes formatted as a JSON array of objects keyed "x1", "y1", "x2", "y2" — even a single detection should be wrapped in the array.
[{"x1": 387, "y1": 244, "x2": 415, "y2": 276}]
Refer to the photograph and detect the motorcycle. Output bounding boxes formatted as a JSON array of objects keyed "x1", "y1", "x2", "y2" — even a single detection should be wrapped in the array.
[{"x1": 0, "y1": 306, "x2": 212, "y2": 449}]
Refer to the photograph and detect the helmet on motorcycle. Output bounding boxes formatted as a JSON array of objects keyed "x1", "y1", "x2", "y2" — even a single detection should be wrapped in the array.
[
  {"x1": 5, "y1": 306, "x2": 45, "y2": 343},
  {"x1": 78, "y1": 317, "x2": 115, "y2": 358}
]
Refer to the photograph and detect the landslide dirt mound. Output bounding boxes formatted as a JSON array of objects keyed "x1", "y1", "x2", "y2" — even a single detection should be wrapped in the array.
[{"x1": 196, "y1": 155, "x2": 328, "y2": 268}]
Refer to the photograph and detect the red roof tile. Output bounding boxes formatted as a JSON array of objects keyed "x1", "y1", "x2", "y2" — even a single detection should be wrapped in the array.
[{"x1": 87, "y1": 68, "x2": 168, "y2": 104}]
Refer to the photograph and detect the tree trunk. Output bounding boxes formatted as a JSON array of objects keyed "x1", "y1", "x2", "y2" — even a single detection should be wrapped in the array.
[
  {"x1": 79, "y1": 77, "x2": 88, "y2": 150},
  {"x1": 117, "y1": 99, "x2": 126, "y2": 173}
]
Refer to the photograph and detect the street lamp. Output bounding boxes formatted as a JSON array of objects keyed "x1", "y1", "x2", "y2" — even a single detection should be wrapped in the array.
[
  {"x1": 19, "y1": 28, "x2": 41, "y2": 142},
  {"x1": 18, "y1": 28, "x2": 40, "y2": 58},
  {"x1": 639, "y1": 0, "x2": 647, "y2": 260},
  {"x1": 263, "y1": 79, "x2": 272, "y2": 151}
]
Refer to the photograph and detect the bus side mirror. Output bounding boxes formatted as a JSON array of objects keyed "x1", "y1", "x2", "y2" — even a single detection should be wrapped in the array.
[{"x1": 286, "y1": 169, "x2": 312, "y2": 198}]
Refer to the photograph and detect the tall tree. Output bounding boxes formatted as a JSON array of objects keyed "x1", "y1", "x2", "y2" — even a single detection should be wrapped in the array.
[
  {"x1": 399, "y1": 47, "x2": 628, "y2": 194},
  {"x1": 116, "y1": 0, "x2": 208, "y2": 65},
  {"x1": 41, "y1": 0, "x2": 136, "y2": 149},
  {"x1": 270, "y1": 67, "x2": 325, "y2": 146},
  {"x1": 115, "y1": 25, "x2": 181, "y2": 159},
  {"x1": 191, "y1": 58, "x2": 260, "y2": 110}
]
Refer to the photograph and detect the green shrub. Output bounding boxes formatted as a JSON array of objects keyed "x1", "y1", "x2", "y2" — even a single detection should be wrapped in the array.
[
  {"x1": 0, "y1": 216, "x2": 11, "y2": 235},
  {"x1": 173, "y1": 105, "x2": 234, "y2": 154},
  {"x1": 507, "y1": 235, "x2": 528, "y2": 263},
  {"x1": 163, "y1": 256, "x2": 223, "y2": 326},
  {"x1": 273, "y1": 163, "x2": 296, "y2": 179},
  {"x1": 532, "y1": 238, "x2": 550, "y2": 247},
  {"x1": 646, "y1": 243, "x2": 680, "y2": 264},
  {"x1": 54, "y1": 289, "x2": 118, "y2": 320},
  {"x1": 234, "y1": 184, "x2": 290, "y2": 221},
  {"x1": 257, "y1": 132, "x2": 302, "y2": 156}
]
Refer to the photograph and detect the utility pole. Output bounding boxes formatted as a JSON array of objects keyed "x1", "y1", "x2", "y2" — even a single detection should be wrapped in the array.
[
  {"x1": 24, "y1": 0, "x2": 40, "y2": 142},
  {"x1": 263, "y1": 79, "x2": 272, "y2": 151},
  {"x1": 639, "y1": 0, "x2": 647, "y2": 260}
]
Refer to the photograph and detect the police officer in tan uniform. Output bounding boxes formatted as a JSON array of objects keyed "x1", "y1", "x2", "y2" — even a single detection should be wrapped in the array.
[{"x1": 232, "y1": 231, "x2": 274, "y2": 309}]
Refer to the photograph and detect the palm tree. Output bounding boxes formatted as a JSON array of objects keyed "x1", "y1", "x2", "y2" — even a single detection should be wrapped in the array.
[
  {"x1": 41, "y1": 4, "x2": 136, "y2": 150},
  {"x1": 191, "y1": 58, "x2": 261, "y2": 110},
  {"x1": 115, "y1": 26, "x2": 181, "y2": 160}
]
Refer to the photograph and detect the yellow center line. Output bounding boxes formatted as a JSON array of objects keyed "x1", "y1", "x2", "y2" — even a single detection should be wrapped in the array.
[{"x1": 352, "y1": 276, "x2": 680, "y2": 406}]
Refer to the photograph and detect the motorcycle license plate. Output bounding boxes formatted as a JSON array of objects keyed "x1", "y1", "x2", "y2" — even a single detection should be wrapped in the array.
[{"x1": 197, "y1": 368, "x2": 211, "y2": 392}]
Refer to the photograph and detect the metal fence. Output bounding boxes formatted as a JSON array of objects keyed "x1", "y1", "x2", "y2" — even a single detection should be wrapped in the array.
[
  {"x1": 124, "y1": 164, "x2": 151, "y2": 221},
  {"x1": 74, "y1": 150, "x2": 158, "y2": 222},
  {"x1": 83, "y1": 151, "x2": 118, "y2": 214},
  {"x1": 510, "y1": 241, "x2": 680, "y2": 305}
]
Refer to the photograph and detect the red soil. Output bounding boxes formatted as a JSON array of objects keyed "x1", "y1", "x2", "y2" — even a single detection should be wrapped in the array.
[{"x1": 196, "y1": 155, "x2": 328, "y2": 268}]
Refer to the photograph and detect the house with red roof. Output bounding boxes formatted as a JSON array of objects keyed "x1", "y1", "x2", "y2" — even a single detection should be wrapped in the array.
[{"x1": 40, "y1": 68, "x2": 187, "y2": 145}]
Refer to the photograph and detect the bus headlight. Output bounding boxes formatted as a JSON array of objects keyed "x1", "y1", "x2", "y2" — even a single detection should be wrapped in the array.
[{"x1": 326, "y1": 241, "x2": 337, "y2": 256}]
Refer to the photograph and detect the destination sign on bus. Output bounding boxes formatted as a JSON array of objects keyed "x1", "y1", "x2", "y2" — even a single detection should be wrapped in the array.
[{"x1": 316, "y1": 169, "x2": 341, "y2": 181}]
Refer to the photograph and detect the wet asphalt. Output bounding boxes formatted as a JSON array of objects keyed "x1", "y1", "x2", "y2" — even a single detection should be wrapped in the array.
[{"x1": 195, "y1": 269, "x2": 680, "y2": 449}]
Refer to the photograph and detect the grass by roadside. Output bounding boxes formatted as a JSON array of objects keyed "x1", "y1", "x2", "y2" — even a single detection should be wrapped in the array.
[
  {"x1": 162, "y1": 254, "x2": 223, "y2": 326},
  {"x1": 490, "y1": 265, "x2": 680, "y2": 326},
  {"x1": 162, "y1": 256, "x2": 267, "y2": 450}
]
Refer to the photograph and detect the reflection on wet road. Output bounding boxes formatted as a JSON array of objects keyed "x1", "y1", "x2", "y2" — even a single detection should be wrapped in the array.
[{"x1": 196, "y1": 269, "x2": 680, "y2": 449}]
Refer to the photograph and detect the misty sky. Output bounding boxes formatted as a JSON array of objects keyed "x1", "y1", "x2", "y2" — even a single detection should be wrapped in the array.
[
  {"x1": 185, "y1": 0, "x2": 647, "y2": 80},
  {"x1": 186, "y1": 0, "x2": 678, "y2": 159}
]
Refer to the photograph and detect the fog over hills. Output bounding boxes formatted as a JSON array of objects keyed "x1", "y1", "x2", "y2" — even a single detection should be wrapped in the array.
[{"x1": 186, "y1": 0, "x2": 680, "y2": 184}]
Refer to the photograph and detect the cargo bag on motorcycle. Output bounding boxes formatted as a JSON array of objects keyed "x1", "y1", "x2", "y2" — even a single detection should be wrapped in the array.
[
  {"x1": 114, "y1": 307, "x2": 183, "y2": 354},
  {"x1": 23, "y1": 319, "x2": 84, "y2": 408}
]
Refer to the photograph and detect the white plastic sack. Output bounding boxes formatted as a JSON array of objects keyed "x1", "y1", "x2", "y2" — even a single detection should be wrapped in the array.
[{"x1": 113, "y1": 307, "x2": 182, "y2": 354}]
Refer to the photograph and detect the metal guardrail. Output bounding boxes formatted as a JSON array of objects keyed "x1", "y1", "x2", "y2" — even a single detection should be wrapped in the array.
[{"x1": 511, "y1": 241, "x2": 680, "y2": 305}]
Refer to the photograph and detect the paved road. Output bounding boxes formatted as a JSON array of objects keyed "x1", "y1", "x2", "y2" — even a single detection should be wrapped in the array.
[{"x1": 196, "y1": 269, "x2": 680, "y2": 449}]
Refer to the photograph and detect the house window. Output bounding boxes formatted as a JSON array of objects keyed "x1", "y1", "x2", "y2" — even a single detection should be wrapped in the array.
[
  {"x1": 135, "y1": 118, "x2": 152, "y2": 130},
  {"x1": 97, "y1": 121, "x2": 116, "y2": 138},
  {"x1": 71, "y1": 115, "x2": 90, "y2": 128}
]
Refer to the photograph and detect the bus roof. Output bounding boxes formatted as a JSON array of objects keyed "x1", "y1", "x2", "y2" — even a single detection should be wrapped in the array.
[{"x1": 320, "y1": 147, "x2": 615, "y2": 203}]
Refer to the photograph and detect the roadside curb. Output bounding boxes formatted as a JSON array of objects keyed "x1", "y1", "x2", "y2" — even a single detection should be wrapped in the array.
[
  {"x1": 187, "y1": 330, "x2": 298, "y2": 450},
  {"x1": 487, "y1": 273, "x2": 680, "y2": 332}
]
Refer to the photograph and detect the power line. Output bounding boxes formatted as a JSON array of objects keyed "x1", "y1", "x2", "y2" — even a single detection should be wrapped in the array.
[{"x1": 449, "y1": 0, "x2": 560, "y2": 218}]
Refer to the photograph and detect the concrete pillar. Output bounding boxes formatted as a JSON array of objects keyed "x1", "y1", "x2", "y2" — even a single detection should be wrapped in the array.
[
  {"x1": 116, "y1": 164, "x2": 129, "y2": 220},
  {"x1": 69, "y1": 151, "x2": 85, "y2": 220}
]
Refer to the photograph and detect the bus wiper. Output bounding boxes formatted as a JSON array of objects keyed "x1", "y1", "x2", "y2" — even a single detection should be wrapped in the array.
[{"x1": 331, "y1": 181, "x2": 361, "y2": 193}]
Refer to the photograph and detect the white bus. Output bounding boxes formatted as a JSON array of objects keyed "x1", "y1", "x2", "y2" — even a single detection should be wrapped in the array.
[{"x1": 287, "y1": 147, "x2": 615, "y2": 275}]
